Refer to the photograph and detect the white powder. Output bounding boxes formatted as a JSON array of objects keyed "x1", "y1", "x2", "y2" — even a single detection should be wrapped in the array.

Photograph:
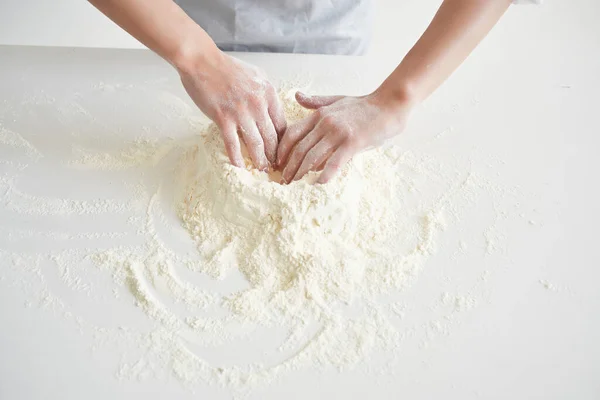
[
  {"x1": 68, "y1": 138, "x2": 183, "y2": 171},
  {"x1": 0, "y1": 126, "x2": 43, "y2": 160},
  {"x1": 0, "y1": 178, "x2": 135, "y2": 216},
  {"x1": 539, "y1": 279, "x2": 559, "y2": 292},
  {"x1": 0, "y1": 227, "x2": 127, "y2": 241},
  {"x1": 79, "y1": 95, "x2": 491, "y2": 394},
  {"x1": 175, "y1": 123, "x2": 448, "y2": 311},
  {"x1": 0, "y1": 84, "x2": 527, "y2": 397},
  {"x1": 441, "y1": 292, "x2": 478, "y2": 312}
]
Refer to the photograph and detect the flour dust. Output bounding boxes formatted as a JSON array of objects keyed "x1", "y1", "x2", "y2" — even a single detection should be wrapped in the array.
[{"x1": 0, "y1": 82, "x2": 528, "y2": 397}]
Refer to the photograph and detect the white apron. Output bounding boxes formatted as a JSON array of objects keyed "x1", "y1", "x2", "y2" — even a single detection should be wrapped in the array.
[{"x1": 174, "y1": 0, "x2": 373, "y2": 55}]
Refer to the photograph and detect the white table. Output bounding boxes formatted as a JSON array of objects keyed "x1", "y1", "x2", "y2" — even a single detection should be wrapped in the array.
[{"x1": 0, "y1": 34, "x2": 598, "y2": 400}]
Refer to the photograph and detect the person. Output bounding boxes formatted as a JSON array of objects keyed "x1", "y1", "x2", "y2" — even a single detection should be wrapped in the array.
[{"x1": 89, "y1": 0, "x2": 538, "y2": 184}]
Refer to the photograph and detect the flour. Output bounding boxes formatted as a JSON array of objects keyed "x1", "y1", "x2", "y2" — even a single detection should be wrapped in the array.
[
  {"x1": 174, "y1": 99, "x2": 448, "y2": 321},
  {"x1": 175, "y1": 98, "x2": 452, "y2": 304},
  {"x1": 0, "y1": 178, "x2": 134, "y2": 216},
  {"x1": 77, "y1": 95, "x2": 488, "y2": 393},
  {"x1": 177, "y1": 131, "x2": 447, "y2": 303},
  {"x1": 0, "y1": 82, "x2": 526, "y2": 397},
  {"x1": 441, "y1": 292, "x2": 478, "y2": 312},
  {"x1": 0, "y1": 126, "x2": 43, "y2": 160},
  {"x1": 539, "y1": 279, "x2": 557, "y2": 291},
  {"x1": 69, "y1": 138, "x2": 181, "y2": 171},
  {"x1": 0, "y1": 227, "x2": 127, "y2": 241}
]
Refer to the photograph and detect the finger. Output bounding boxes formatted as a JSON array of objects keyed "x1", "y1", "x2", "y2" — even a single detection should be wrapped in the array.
[
  {"x1": 317, "y1": 145, "x2": 354, "y2": 184},
  {"x1": 295, "y1": 91, "x2": 344, "y2": 110},
  {"x1": 256, "y1": 111, "x2": 278, "y2": 164},
  {"x1": 293, "y1": 136, "x2": 341, "y2": 181},
  {"x1": 276, "y1": 113, "x2": 318, "y2": 168},
  {"x1": 218, "y1": 121, "x2": 244, "y2": 167},
  {"x1": 239, "y1": 118, "x2": 268, "y2": 171},
  {"x1": 267, "y1": 88, "x2": 287, "y2": 139},
  {"x1": 282, "y1": 129, "x2": 325, "y2": 184}
]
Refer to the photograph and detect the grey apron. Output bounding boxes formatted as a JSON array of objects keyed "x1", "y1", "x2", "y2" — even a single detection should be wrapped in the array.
[{"x1": 174, "y1": 0, "x2": 373, "y2": 55}]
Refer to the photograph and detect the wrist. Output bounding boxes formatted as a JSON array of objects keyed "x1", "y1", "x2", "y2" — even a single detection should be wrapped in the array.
[
  {"x1": 371, "y1": 80, "x2": 419, "y2": 113},
  {"x1": 170, "y1": 34, "x2": 222, "y2": 77}
]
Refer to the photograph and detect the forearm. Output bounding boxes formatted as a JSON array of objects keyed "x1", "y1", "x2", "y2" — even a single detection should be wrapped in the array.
[
  {"x1": 377, "y1": 0, "x2": 512, "y2": 105},
  {"x1": 88, "y1": 0, "x2": 219, "y2": 72}
]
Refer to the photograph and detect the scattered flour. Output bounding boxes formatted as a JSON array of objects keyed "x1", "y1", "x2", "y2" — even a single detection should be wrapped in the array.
[
  {"x1": 0, "y1": 83, "x2": 527, "y2": 397},
  {"x1": 0, "y1": 125, "x2": 43, "y2": 160},
  {"x1": 539, "y1": 279, "x2": 558, "y2": 292},
  {"x1": 0, "y1": 178, "x2": 135, "y2": 216},
  {"x1": 441, "y1": 292, "x2": 478, "y2": 312},
  {"x1": 81, "y1": 95, "x2": 489, "y2": 393},
  {"x1": 68, "y1": 138, "x2": 182, "y2": 171}
]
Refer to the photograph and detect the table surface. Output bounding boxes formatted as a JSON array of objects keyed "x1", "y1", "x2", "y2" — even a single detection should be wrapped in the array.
[{"x1": 0, "y1": 16, "x2": 599, "y2": 400}]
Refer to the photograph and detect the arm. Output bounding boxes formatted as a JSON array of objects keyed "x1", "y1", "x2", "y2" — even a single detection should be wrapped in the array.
[
  {"x1": 378, "y1": 0, "x2": 512, "y2": 105},
  {"x1": 277, "y1": 0, "x2": 512, "y2": 183},
  {"x1": 88, "y1": 0, "x2": 214, "y2": 69},
  {"x1": 88, "y1": 0, "x2": 286, "y2": 170}
]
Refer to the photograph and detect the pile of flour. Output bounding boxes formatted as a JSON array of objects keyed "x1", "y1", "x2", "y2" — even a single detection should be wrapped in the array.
[{"x1": 176, "y1": 99, "x2": 447, "y2": 323}]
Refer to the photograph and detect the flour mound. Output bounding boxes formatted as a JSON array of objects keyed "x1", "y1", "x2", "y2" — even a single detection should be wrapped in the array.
[{"x1": 176, "y1": 99, "x2": 444, "y2": 324}]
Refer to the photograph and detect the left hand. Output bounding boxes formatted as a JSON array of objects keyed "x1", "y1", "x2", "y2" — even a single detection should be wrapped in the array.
[{"x1": 276, "y1": 91, "x2": 412, "y2": 183}]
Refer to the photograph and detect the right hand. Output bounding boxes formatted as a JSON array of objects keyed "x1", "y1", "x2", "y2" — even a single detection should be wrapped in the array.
[{"x1": 178, "y1": 50, "x2": 286, "y2": 170}]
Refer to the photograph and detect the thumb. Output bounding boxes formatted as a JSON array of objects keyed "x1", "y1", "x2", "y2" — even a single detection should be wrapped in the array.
[{"x1": 295, "y1": 91, "x2": 343, "y2": 110}]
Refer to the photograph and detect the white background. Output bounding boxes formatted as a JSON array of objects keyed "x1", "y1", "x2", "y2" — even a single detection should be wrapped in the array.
[{"x1": 1, "y1": 1, "x2": 599, "y2": 400}]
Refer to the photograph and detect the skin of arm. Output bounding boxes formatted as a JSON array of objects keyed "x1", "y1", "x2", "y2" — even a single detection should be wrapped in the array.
[
  {"x1": 88, "y1": 0, "x2": 287, "y2": 170},
  {"x1": 277, "y1": 0, "x2": 513, "y2": 183}
]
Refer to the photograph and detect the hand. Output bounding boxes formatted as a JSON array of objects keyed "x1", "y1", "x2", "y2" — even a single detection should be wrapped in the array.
[
  {"x1": 178, "y1": 51, "x2": 286, "y2": 170},
  {"x1": 276, "y1": 90, "x2": 412, "y2": 183}
]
